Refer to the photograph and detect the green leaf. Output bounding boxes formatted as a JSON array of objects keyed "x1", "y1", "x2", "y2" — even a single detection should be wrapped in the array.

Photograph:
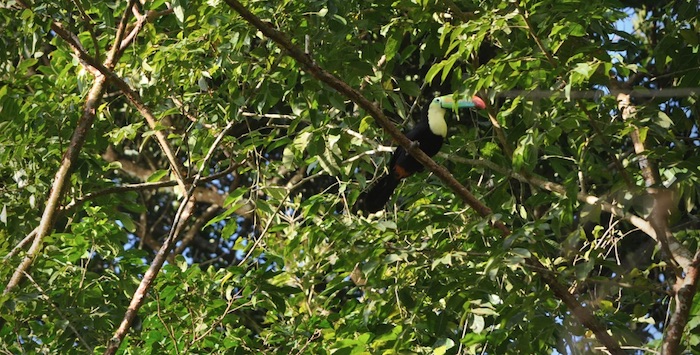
[
  {"x1": 425, "y1": 61, "x2": 444, "y2": 84},
  {"x1": 575, "y1": 260, "x2": 595, "y2": 281},
  {"x1": 224, "y1": 187, "x2": 248, "y2": 207},
  {"x1": 432, "y1": 253, "x2": 452, "y2": 270},
  {"x1": 359, "y1": 116, "x2": 373, "y2": 133},
  {"x1": 568, "y1": 23, "x2": 586, "y2": 37},
  {"x1": 172, "y1": 0, "x2": 185, "y2": 23},
  {"x1": 147, "y1": 169, "x2": 169, "y2": 182},
  {"x1": 398, "y1": 80, "x2": 421, "y2": 97},
  {"x1": 655, "y1": 111, "x2": 673, "y2": 128},
  {"x1": 385, "y1": 32, "x2": 401, "y2": 61},
  {"x1": 433, "y1": 338, "x2": 455, "y2": 355}
]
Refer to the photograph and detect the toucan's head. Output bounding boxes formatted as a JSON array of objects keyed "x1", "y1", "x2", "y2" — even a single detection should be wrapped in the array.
[{"x1": 427, "y1": 95, "x2": 486, "y2": 137}]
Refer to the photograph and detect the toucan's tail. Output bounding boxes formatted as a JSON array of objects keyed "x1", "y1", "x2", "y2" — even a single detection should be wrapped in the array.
[{"x1": 356, "y1": 174, "x2": 401, "y2": 214}]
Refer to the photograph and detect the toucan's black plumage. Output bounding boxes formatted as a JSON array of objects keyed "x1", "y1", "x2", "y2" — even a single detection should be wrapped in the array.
[{"x1": 359, "y1": 95, "x2": 485, "y2": 213}]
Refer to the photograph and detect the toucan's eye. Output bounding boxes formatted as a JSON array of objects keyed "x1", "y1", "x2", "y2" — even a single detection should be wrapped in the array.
[{"x1": 433, "y1": 98, "x2": 440, "y2": 103}]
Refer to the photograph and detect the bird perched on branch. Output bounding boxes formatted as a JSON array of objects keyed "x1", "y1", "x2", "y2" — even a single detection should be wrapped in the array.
[{"x1": 358, "y1": 94, "x2": 486, "y2": 213}]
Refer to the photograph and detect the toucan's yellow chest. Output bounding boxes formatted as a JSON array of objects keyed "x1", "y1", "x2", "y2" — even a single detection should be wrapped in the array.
[{"x1": 427, "y1": 106, "x2": 447, "y2": 137}]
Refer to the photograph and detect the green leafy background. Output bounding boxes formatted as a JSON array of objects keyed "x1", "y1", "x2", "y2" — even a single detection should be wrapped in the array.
[{"x1": 1, "y1": 0, "x2": 699, "y2": 353}]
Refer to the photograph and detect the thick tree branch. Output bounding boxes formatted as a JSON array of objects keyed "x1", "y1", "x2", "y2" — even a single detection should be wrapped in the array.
[
  {"x1": 618, "y1": 92, "x2": 699, "y2": 353},
  {"x1": 448, "y1": 156, "x2": 700, "y2": 354},
  {"x1": 526, "y1": 257, "x2": 624, "y2": 354},
  {"x1": 23, "y1": 3, "x2": 189, "y2": 194},
  {"x1": 3, "y1": 0, "x2": 201, "y2": 297},
  {"x1": 106, "y1": 198, "x2": 196, "y2": 355},
  {"x1": 98, "y1": 73, "x2": 189, "y2": 192},
  {"x1": 663, "y1": 252, "x2": 700, "y2": 355},
  {"x1": 4, "y1": 0, "x2": 135, "y2": 295}
]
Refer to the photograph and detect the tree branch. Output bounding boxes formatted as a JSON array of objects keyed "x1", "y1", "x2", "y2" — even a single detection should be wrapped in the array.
[
  {"x1": 24, "y1": 3, "x2": 189, "y2": 195},
  {"x1": 518, "y1": 6, "x2": 557, "y2": 68},
  {"x1": 663, "y1": 252, "x2": 700, "y2": 355},
  {"x1": 4, "y1": 0, "x2": 137, "y2": 295},
  {"x1": 617, "y1": 91, "x2": 700, "y2": 354},
  {"x1": 526, "y1": 257, "x2": 624, "y2": 354},
  {"x1": 61, "y1": 164, "x2": 238, "y2": 213}
]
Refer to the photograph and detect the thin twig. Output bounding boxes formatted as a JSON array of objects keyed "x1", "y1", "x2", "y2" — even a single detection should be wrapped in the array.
[
  {"x1": 187, "y1": 288, "x2": 247, "y2": 347},
  {"x1": 518, "y1": 6, "x2": 557, "y2": 68},
  {"x1": 61, "y1": 164, "x2": 236, "y2": 213},
  {"x1": 154, "y1": 292, "x2": 181, "y2": 354},
  {"x1": 3, "y1": 228, "x2": 37, "y2": 260}
]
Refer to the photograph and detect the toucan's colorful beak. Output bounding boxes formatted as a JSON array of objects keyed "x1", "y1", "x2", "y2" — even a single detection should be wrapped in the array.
[{"x1": 438, "y1": 95, "x2": 486, "y2": 110}]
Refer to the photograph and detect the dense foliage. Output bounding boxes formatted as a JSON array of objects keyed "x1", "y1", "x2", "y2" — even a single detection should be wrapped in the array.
[{"x1": 1, "y1": 0, "x2": 699, "y2": 353}]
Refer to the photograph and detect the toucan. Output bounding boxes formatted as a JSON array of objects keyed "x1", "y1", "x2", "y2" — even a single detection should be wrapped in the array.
[{"x1": 359, "y1": 94, "x2": 486, "y2": 213}]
